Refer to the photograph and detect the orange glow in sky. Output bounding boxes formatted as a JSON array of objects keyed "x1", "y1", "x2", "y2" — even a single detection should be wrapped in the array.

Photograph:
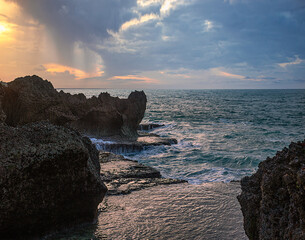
[
  {"x1": 0, "y1": 21, "x2": 14, "y2": 43},
  {"x1": 44, "y1": 63, "x2": 104, "y2": 80},
  {"x1": 109, "y1": 75, "x2": 159, "y2": 84},
  {"x1": 0, "y1": 23, "x2": 7, "y2": 33},
  {"x1": 0, "y1": 0, "x2": 302, "y2": 89}
]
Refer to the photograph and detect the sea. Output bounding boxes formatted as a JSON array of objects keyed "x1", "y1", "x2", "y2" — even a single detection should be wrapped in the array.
[
  {"x1": 61, "y1": 89, "x2": 305, "y2": 184},
  {"x1": 53, "y1": 89, "x2": 304, "y2": 240}
]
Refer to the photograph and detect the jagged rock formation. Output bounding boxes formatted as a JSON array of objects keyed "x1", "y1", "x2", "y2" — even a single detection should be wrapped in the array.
[
  {"x1": 238, "y1": 140, "x2": 305, "y2": 240},
  {"x1": 2, "y1": 75, "x2": 146, "y2": 140},
  {"x1": 99, "y1": 152, "x2": 187, "y2": 195},
  {"x1": 0, "y1": 122, "x2": 107, "y2": 238}
]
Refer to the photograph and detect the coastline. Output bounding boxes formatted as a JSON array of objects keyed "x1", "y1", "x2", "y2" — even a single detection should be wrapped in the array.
[
  {"x1": 46, "y1": 150, "x2": 247, "y2": 240},
  {"x1": 2, "y1": 77, "x2": 304, "y2": 239}
]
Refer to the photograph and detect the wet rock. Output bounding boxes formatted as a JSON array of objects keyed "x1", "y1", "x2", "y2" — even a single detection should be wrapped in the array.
[
  {"x1": 0, "y1": 122, "x2": 107, "y2": 239},
  {"x1": 2, "y1": 75, "x2": 146, "y2": 140},
  {"x1": 94, "y1": 132, "x2": 178, "y2": 154},
  {"x1": 237, "y1": 140, "x2": 305, "y2": 240},
  {"x1": 99, "y1": 152, "x2": 187, "y2": 195},
  {"x1": 138, "y1": 123, "x2": 165, "y2": 131},
  {"x1": 95, "y1": 140, "x2": 145, "y2": 154}
]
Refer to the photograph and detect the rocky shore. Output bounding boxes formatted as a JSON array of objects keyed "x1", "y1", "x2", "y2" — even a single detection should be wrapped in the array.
[
  {"x1": 1, "y1": 75, "x2": 146, "y2": 140},
  {"x1": 0, "y1": 75, "x2": 183, "y2": 239},
  {"x1": 238, "y1": 140, "x2": 305, "y2": 240},
  {"x1": 99, "y1": 152, "x2": 186, "y2": 195},
  {"x1": 2, "y1": 75, "x2": 304, "y2": 240}
]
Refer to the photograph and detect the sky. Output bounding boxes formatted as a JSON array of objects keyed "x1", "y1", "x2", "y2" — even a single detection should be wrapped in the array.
[{"x1": 0, "y1": 0, "x2": 304, "y2": 89}]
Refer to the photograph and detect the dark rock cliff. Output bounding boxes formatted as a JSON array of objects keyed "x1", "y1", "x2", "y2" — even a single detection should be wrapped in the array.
[
  {"x1": 2, "y1": 75, "x2": 147, "y2": 140},
  {"x1": 238, "y1": 140, "x2": 305, "y2": 240},
  {"x1": 0, "y1": 122, "x2": 107, "y2": 239}
]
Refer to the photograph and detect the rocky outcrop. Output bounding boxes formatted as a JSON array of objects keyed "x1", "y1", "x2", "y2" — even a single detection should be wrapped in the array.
[
  {"x1": 99, "y1": 152, "x2": 187, "y2": 195},
  {"x1": 0, "y1": 82, "x2": 6, "y2": 123},
  {"x1": 2, "y1": 75, "x2": 146, "y2": 140},
  {"x1": 237, "y1": 140, "x2": 305, "y2": 240},
  {"x1": 0, "y1": 122, "x2": 107, "y2": 239}
]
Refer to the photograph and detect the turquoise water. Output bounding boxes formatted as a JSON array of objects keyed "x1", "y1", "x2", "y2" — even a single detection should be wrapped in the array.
[{"x1": 60, "y1": 89, "x2": 305, "y2": 183}]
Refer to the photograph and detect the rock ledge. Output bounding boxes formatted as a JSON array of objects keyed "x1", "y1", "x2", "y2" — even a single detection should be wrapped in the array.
[{"x1": 99, "y1": 152, "x2": 187, "y2": 195}]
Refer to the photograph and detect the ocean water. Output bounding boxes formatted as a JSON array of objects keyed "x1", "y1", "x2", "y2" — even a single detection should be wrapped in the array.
[
  {"x1": 60, "y1": 89, "x2": 305, "y2": 183},
  {"x1": 48, "y1": 183, "x2": 246, "y2": 240}
]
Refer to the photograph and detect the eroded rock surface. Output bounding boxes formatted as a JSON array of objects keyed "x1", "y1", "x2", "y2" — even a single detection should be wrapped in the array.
[
  {"x1": 99, "y1": 152, "x2": 187, "y2": 195},
  {"x1": 0, "y1": 122, "x2": 107, "y2": 239},
  {"x1": 2, "y1": 75, "x2": 146, "y2": 139},
  {"x1": 237, "y1": 140, "x2": 305, "y2": 240},
  {"x1": 0, "y1": 82, "x2": 6, "y2": 123}
]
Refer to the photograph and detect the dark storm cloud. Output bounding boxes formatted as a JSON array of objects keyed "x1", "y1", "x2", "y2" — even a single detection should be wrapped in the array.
[
  {"x1": 6, "y1": 0, "x2": 137, "y2": 68},
  {"x1": 10, "y1": 0, "x2": 136, "y2": 39}
]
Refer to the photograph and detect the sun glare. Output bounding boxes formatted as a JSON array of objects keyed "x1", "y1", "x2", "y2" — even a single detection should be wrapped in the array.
[
  {"x1": 0, "y1": 23, "x2": 8, "y2": 34},
  {"x1": 0, "y1": 22, "x2": 13, "y2": 43}
]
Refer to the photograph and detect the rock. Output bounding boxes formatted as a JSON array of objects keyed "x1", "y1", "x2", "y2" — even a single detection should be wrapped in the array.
[
  {"x1": 99, "y1": 152, "x2": 187, "y2": 195},
  {"x1": 237, "y1": 140, "x2": 305, "y2": 240},
  {"x1": 138, "y1": 123, "x2": 165, "y2": 131},
  {"x1": 2, "y1": 75, "x2": 146, "y2": 140},
  {"x1": 93, "y1": 132, "x2": 178, "y2": 154},
  {"x1": 0, "y1": 82, "x2": 6, "y2": 123},
  {"x1": 0, "y1": 122, "x2": 107, "y2": 239}
]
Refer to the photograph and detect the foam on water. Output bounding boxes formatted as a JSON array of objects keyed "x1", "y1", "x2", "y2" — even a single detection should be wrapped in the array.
[
  {"x1": 90, "y1": 138, "x2": 116, "y2": 146},
  {"x1": 60, "y1": 88, "x2": 305, "y2": 183}
]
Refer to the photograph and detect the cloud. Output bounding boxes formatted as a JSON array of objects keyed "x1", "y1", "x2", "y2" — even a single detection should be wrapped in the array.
[
  {"x1": 120, "y1": 13, "x2": 159, "y2": 31},
  {"x1": 160, "y1": 0, "x2": 191, "y2": 16},
  {"x1": 43, "y1": 63, "x2": 104, "y2": 80},
  {"x1": 1, "y1": 0, "x2": 305, "y2": 88},
  {"x1": 4, "y1": 0, "x2": 137, "y2": 70},
  {"x1": 214, "y1": 69, "x2": 246, "y2": 80},
  {"x1": 137, "y1": 0, "x2": 161, "y2": 8},
  {"x1": 279, "y1": 56, "x2": 303, "y2": 68},
  {"x1": 109, "y1": 75, "x2": 159, "y2": 84}
]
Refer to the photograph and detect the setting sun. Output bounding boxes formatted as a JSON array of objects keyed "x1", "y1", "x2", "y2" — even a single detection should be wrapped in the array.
[
  {"x1": 0, "y1": 22, "x2": 13, "y2": 43},
  {"x1": 0, "y1": 23, "x2": 7, "y2": 33},
  {"x1": 0, "y1": 22, "x2": 11, "y2": 35}
]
